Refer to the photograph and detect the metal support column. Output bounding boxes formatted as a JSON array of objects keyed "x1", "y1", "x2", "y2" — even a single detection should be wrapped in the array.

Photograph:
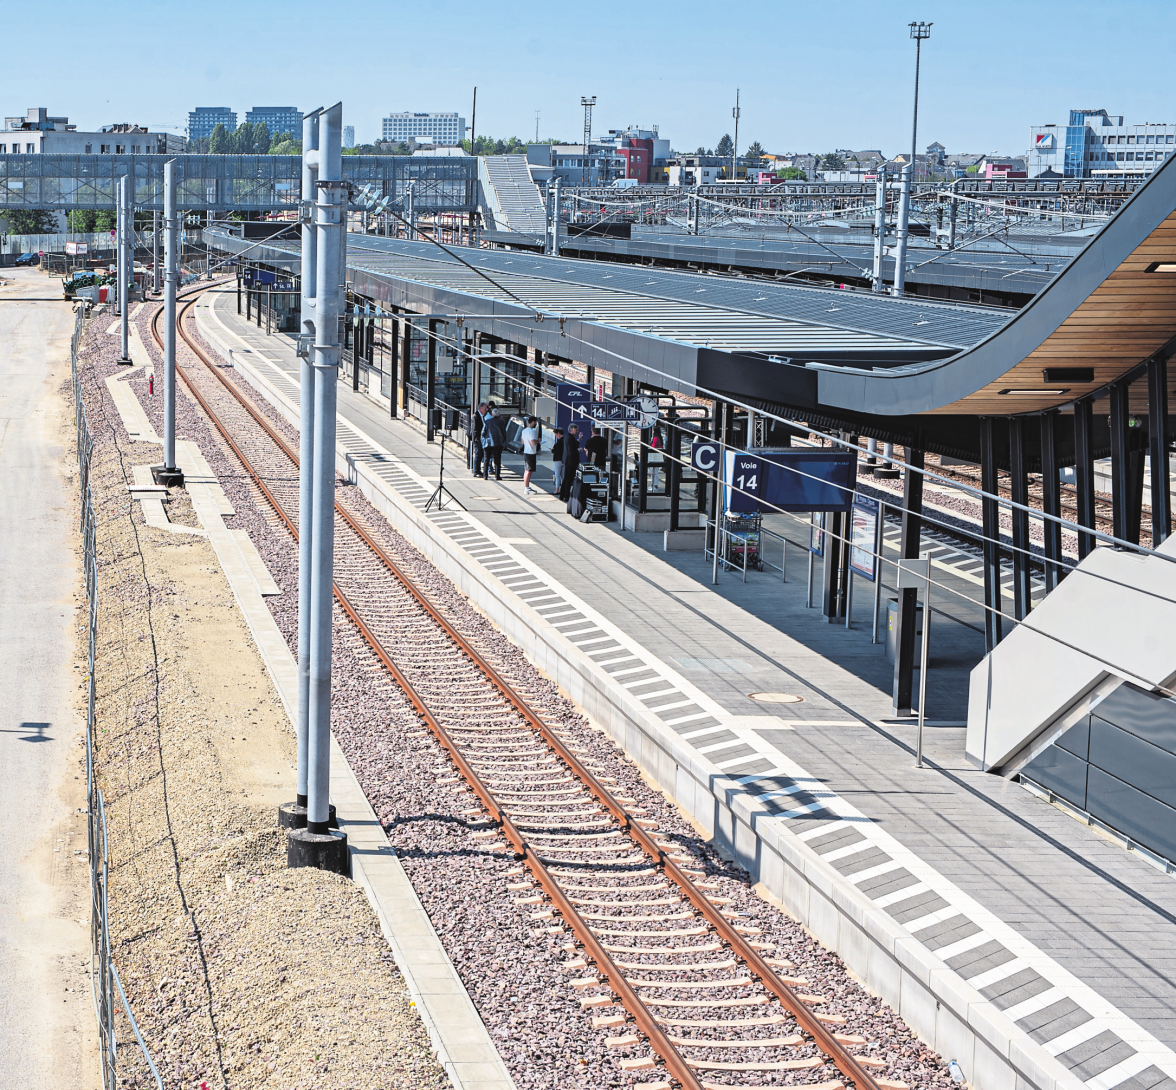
[
  {"x1": 978, "y1": 419, "x2": 1004, "y2": 651},
  {"x1": 388, "y1": 316, "x2": 400, "y2": 418},
  {"x1": 892, "y1": 446, "x2": 924, "y2": 714},
  {"x1": 153, "y1": 161, "x2": 182, "y2": 488},
  {"x1": 890, "y1": 164, "x2": 912, "y2": 297},
  {"x1": 552, "y1": 178, "x2": 562, "y2": 255},
  {"x1": 822, "y1": 510, "x2": 846, "y2": 622},
  {"x1": 1008, "y1": 417, "x2": 1032, "y2": 618},
  {"x1": 1109, "y1": 381, "x2": 1132, "y2": 543},
  {"x1": 305, "y1": 103, "x2": 346, "y2": 858},
  {"x1": 668, "y1": 415, "x2": 681, "y2": 533},
  {"x1": 871, "y1": 168, "x2": 887, "y2": 293},
  {"x1": 1149, "y1": 354, "x2": 1171, "y2": 544},
  {"x1": 1040, "y1": 410, "x2": 1063, "y2": 591},
  {"x1": 117, "y1": 176, "x2": 131, "y2": 364},
  {"x1": 399, "y1": 318, "x2": 411, "y2": 418},
  {"x1": 426, "y1": 319, "x2": 438, "y2": 442},
  {"x1": 1074, "y1": 398, "x2": 1097, "y2": 559},
  {"x1": 285, "y1": 104, "x2": 348, "y2": 872}
]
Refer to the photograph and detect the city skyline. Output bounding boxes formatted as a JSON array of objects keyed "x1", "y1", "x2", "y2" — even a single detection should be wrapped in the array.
[{"x1": 5, "y1": 0, "x2": 1175, "y2": 157}]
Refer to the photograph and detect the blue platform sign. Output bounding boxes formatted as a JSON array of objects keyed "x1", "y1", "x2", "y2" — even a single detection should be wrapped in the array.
[
  {"x1": 722, "y1": 448, "x2": 857, "y2": 515},
  {"x1": 556, "y1": 383, "x2": 593, "y2": 456},
  {"x1": 723, "y1": 451, "x2": 763, "y2": 513}
]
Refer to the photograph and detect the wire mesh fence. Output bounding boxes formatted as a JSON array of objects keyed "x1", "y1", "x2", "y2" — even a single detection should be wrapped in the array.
[{"x1": 71, "y1": 305, "x2": 164, "y2": 1090}]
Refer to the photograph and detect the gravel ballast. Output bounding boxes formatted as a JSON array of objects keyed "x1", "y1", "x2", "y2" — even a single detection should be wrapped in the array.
[{"x1": 75, "y1": 310, "x2": 448, "y2": 1090}]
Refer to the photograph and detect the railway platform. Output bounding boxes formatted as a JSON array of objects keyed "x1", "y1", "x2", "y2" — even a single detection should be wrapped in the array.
[{"x1": 199, "y1": 285, "x2": 1176, "y2": 1090}]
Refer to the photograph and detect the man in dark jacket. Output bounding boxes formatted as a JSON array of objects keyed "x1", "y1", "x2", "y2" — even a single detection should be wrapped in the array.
[
  {"x1": 551, "y1": 428, "x2": 565, "y2": 495},
  {"x1": 470, "y1": 402, "x2": 489, "y2": 476},
  {"x1": 559, "y1": 423, "x2": 581, "y2": 502},
  {"x1": 481, "y1": 409, "x2": 506, "y2": 480},
  {"x1": 584, "y1": 425, "x2": 608, "y2": 470}
]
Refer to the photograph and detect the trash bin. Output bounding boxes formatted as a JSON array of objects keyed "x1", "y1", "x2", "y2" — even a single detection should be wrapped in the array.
[{"x1": 885, "y1": 597, "x2": 923, "y2": 664}]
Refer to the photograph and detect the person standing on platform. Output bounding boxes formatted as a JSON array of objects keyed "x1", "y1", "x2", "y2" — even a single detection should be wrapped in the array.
[
  {"x1": 470, "y1": 402, "x2": 490, "y2": 477},
  {"x1": 481, "y1": 407, "x2": 505, "y2": 481},
  {"x1": 560, "y1": 423, "x2": 581, "y2": 502},
  {"x1": 585, "y1": 425, "x2": 608, "y2": 470},
  {"x1": 520, "y1": 416, "x2": 540, "y2": 495},
  {"x1": 551, "y1": 428, "x2": 565, "y2": 496}
]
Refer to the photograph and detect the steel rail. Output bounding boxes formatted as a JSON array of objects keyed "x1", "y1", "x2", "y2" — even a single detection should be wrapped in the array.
[{"x1": 150, "y1": 290, "x2": 883, "y2": 1090}]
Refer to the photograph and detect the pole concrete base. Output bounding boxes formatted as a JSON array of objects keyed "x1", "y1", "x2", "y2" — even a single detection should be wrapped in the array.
[
  {"x1": 872, "y1": 466, "x2": 901, "y2": 479},
  {"x1": 287, "y1": 827, "x2": 349, "y2": 876},
  {"x1": 277, "y1": 801, "x2": 337, "y2": 830},
  {"x1": 116, "y1": 357, "x2": 133, "y2": 367},
  {"x1": 150, "y1": 465, "x2": 185, "y2": 488}
]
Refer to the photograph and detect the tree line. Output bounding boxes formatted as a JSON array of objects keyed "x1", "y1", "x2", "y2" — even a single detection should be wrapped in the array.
[{"x1": 186, "y1": 121, "x2": 300, "y2": 155}]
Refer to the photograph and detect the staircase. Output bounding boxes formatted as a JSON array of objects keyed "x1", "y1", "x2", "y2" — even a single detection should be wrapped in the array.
[{"x1": 478, "y1": 156, "x2": 547, "y2": 238}]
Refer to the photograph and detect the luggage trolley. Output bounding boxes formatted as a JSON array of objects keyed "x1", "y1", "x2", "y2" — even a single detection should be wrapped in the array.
[
  {"x1": 573, "y1": 466, "x2": 610, "y2": 522},
  {"x1": 722, "y1": 513, "x2": 762, "y2": 580}
]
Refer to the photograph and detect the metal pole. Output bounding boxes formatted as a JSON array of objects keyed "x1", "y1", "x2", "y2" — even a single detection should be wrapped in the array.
[
  {"x1": 891, "y1": 163, "x2": 912, "y2": 296},
  {"x1": 872, "y1": 503, "x2": 883, "y2": 644},
  {"x1": 916, "y1": 560, "x2": 931, "y2": 768},
  {"x1": 152, "y1": 209, "x2": 160, "y2": 294},
  {"x1": 305, "y1": 103, "x2": 346, "y2": 855},
  {"x1": 117, "y1": 176, "x2": 131, "y2": 364},
  {"x1": 620, "y1": 427, "x2": 629, "y2": 529},
  {"x1": 711, "y1": 402, "x2": 725, "y2": 584},
  {"x1": 293, "y1": 109, "x2": 321, "y2": 823},
  {"x1": 161, "y1": 162, "x2": 179, "y2": 479},
  {"x1": 407, "y1": 182, "x2": 415, "y2": 240},
  {"x1": 731, "y1": 89, "x2": 740, "y2": 184},
  {"x1": 552, "y1": 177, "x2": 562, "y2": 255},
  {"x1": 545, "y1": 181, "x2": 555, "y2": 255},
  {"x1": 871, "y1": 168, "x2": 887, "y2": 292}
]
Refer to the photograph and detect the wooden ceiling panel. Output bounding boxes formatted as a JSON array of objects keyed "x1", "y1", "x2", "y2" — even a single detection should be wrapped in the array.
[{"x1": 927, "y1": 209, "x2": 1176, "y2": 416}]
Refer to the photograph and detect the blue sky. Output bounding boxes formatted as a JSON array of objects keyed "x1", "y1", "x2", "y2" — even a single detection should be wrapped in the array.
[{"x1": 9, "y1": 0, "x2": 1173, "y2": 156}]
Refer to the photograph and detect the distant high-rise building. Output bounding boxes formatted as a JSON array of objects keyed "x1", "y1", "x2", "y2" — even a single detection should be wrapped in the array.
[
  {"x1": 343, "y1": 125, "x2": 355, "y2": 149},
  {"x1": 245, "y1": 106, "x2": 303, "y2": 141},
  {"x1": 189, "y1": 107, "x2": 237, "y2": 140},
  {"x1": 1030, "y1": 109, "x2": 1175, "y2": 178},
  {"x1": 382, "y1": 111, "x2": 465, "y2": 145}
]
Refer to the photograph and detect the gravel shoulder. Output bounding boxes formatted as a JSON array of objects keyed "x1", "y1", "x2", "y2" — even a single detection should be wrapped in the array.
[{"x1": 76, "y1": 311, "x2": 449, "y2": 1090}]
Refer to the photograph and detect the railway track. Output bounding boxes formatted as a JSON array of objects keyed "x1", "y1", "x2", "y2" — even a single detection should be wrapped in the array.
[
  {"x1": 923, "y1": 454, "x2": 1148, "y2": 548},
  {"x1": 149, "y1": 289, "x2": 892, "y2": 1090}
]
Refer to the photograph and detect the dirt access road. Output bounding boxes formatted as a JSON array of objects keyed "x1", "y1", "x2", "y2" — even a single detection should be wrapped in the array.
[{"x1": 0, "y1": 268, "x2": 97, "y2": 1085}]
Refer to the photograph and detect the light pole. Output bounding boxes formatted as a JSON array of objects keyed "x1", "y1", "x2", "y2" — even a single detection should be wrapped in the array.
[
  {"x1": 891, "y1": 21, "x2": 931, "y2": 297},
  {"x1": 908, "y1": 22, "x2": 931, "y2": 184},
  {"x1": 580, "y1": 96, "x2": 596, "y2": 186}
]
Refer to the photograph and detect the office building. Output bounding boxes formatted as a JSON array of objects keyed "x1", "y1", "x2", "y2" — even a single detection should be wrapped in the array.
[
  {"x1": 1030, "y1": 109, "x2": 1176, "y2": 178},
  {"x1": 343, "y1": 125, "x2": 355, "y2": 149},
  {"x1": 0, "y1": 109, "x2": 185, "y2": 154},
  {"x1": 245, "y1": 106, "x2": 303, "y2": 140},
  {"x1": 382, "y1": 112, "x2": 465, "y2": 145},
  {"x1": 188, "y1": 107, "x2": 237, "y2": 140}
]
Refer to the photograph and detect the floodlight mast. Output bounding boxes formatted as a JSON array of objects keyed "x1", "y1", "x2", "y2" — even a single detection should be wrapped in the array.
[
  {"x1": 892, "y1": 20, "x2": 931, "y2": 297},
  {"x1": 581, "y1": 96, "x2": 596, "y2": 186}
]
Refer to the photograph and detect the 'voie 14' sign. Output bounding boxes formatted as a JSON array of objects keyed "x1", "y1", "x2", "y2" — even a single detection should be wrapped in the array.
[{"x1": 711, "y1": 448, "x2": 857, "y2": 514}]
